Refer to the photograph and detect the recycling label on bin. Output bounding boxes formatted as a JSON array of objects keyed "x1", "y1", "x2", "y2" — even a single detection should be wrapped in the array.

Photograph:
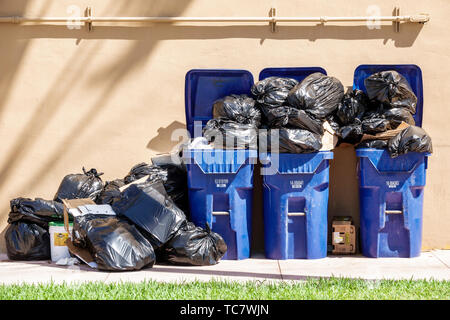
[
  {"x1": 215, "y1": 179, "x2": 229, "y2": 188},
  {"x1": 386, "y1": 181, "x2": 400, "y2": 188},
  {"x1": 290, "y1": 180, "x2": 304, "y2": 189}
]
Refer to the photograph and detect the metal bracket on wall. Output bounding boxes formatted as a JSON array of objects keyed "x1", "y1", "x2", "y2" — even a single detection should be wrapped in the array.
[
  {"x1": 393, "y1": 6, "x2": 400, "y2": 33},
  {"x1": 269, "y1": 7, "x2": 276, "y2": 33},
  {"x1": 85, "y1": 6, "x2": 92, "y2": 32}
]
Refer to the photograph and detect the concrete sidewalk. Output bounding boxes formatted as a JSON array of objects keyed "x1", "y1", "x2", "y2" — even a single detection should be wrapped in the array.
[{"x1": 0, "y1": 250, "x2": 449, "y2": 285}]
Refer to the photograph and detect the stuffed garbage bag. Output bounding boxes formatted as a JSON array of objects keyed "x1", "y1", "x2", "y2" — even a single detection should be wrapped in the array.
[
  {"x1": 5, "y1": 222, "x2": 50, "y2": 261},
  {"x1": 54, "y1": 167, "x2": 103, "y2": 203},
  {"x1": 156, "y1": 164, "x2": 190, "y2": 217},
  {"x1": 336, "y1": 89, "x2": 368, "y2": 125},
  {"x1": 259, "y1": 128, "x2": 322, "y2": 153},
  {"x1": 251, "y1": 77, "x2": 298, "y2": 108},
  {"x1": 123, "y1": 163, "x2": 163, "y2": 184},
  {"x1": 361, "y1": 117, "x2": 391, "y2": 134},
  {"x1": 72, "y1": 214, "x2": 155, "y2": 271},
  {"x1": 259, "y1": 105, "x2": 290, "y2": 128},
  {"x1": 158, "y1": 222, "x2": 227, "y2": 266},
  {"x1": 260, "y1": 105, "x2": 324, "y2": 134},
  {"x1": 8, "y1": 198, "x2": 64, "y2": 227},
  {"x1": 96, "y1": 179, "x2": 126, "y2": 205},
  {"x1": 287, "y1": 108, "x2": 324, "y2": 135},
  {"x1": 287, "y1": 72, "x2": 344, "y2": 119},
  {"x1": 384, "y1": 108, "x2": 415, "y2": 128},
  {"x1": 388, "y1": 125, "x2": 433, "y2": 158},
  {"x1": 212, "y1": 94, "x2": 261, "y2": 127},
  {"x1": 123, "y1": 163, "x2": 190, "y2": 216},
  {"x1": 112, "y1": 181, "x2": 186, "y2": 248},
  {"x1": 339, "y1": 121, "x2": 363, "y2": 144},
  {"x1": 203, "y1": 118, "x2": 258, "y2": 149},
  {"x1": 364, "y1": 70, "x2": 417, "y2": 113},
  {"x1": 357, "y1": 139, "x2": 389, "y2": 149}
]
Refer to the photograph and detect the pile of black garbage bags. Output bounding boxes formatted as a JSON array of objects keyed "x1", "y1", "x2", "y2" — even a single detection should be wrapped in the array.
[
  {"x1": 202, "y1": 70, "x2": 432, "y2": 157},
  {"x1": 202, "y1": 73, "x2": 345, "y2": 152},
  {"x1": 332, "y1": 70, "x2": 433, "y2": 157},
  {"x1": 5, "y1": 164, "x2": 227, "y2": 271}
]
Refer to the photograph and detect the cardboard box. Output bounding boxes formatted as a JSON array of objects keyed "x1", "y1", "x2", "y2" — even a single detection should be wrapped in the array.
[
  {"x1": 331, "y1": 216, "x2": 356, "y2": 254},
  {"x1": 62, "y1": 198, "x2": 97, "y2": 268}
]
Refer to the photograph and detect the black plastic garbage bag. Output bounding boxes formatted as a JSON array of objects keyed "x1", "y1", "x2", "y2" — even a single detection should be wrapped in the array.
[
  {"x1": 364, "y1": 70, "x2": 417, "y2": 113},
  {"x1": 336, "y1": 89, "x2": 368, "y2": 125},
  {"x1": 112, "y1": 181, "x2": 186, "y2": 248},
  {"x1": 287, "y1": 108, "x2": 324, "y2": 135},
  {"x1": 259, "y1": 128, "x2": 322, "y2": 153},
  {"x1": 287, "y1": 72, "x2": 344, "y2": 119},
  {"x1": 384, "y1": 108, "x2": 415, "y2": 128},
  {"x1": 123, "y1": 163, "x2": 190, "y2": 217},
  {"x1": 259, "y1": 105, "x2": 290, "y2": 127},
  {"x1": 54, "y1": 167, "x2": 103, "y2": 203},
  {"x1": 212, "y1": 94, "x2": 261, "y2": 127},
  {"x1": 339, "y1": 121, "x2": 363, "y2": 144},
  {"x1": 155, "y1": 164, "x2": 190, "y2": 218},
  {"x1": 96, "y1": 179, "x2": 126, "y2": 205},
  {"x1": 325, "y1": 114, "x2": 341, "y2": 135},
  {"x1": 5, "y1": 222, "x2": 50, "y2": 261},
  {"x1": 357, "y1": 139, "x2": 388, "y2": 149},
  {"x1": 260, "y1": 105, "x2": 324, "y2": 135},
  {"x1": 388, "y1": 125, "x2": 433, "y2": 158},
  {"x1": 158, "y1": 222, "x2": 227, "y2": 266},
  {"x1": 123, "y1": 163, "x2": 163, "y2": 184},
  {"x1": 72, "y1": 214, "x2": 155, "y2": 271},
  {"x1": 361, "y1": 117, "x2": 391, "y2": 134},
  {"x1": 251, "y1": 77, "x2": 298, "y2": 108},
  {"x1": 203, "y1": 118, "x2": 258, "y2": 149},
  {"x1": 8, "y1": 198, "x2": 64, "y2": 227}
]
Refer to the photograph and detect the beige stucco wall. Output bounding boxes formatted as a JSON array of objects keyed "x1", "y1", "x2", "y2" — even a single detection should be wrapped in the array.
[{"x1": 0, "y1": 0, "x2": 449, "y2": 254}]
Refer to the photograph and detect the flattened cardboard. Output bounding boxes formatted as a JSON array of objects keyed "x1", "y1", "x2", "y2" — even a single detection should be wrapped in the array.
[
  {"x1": 360, "y1": 121, "x2": 410, "y2": 142},
  {"x1": 320, "y1": 121, "x2": 338, "y2": 151},
  {"x1": 66, "y1": 238, "x2": 97, "y2": 267},
  {"x1": 118, "y1": 175, "x2": 149, "y2": 192},
  {"x1": 62, "y1": 198, "x2": 97, "y2": 267}
]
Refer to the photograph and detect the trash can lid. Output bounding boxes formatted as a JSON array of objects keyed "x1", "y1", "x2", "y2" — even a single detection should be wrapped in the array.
[
  {"x1": 184, "y1": 69, "x2": 254, "y2": 138},
  {"x1": 353, "y1": 64, "x2": 424, "y2": 127},
  {"x1": 259, "y1": 67, "x2": 327, "y2": 82}
]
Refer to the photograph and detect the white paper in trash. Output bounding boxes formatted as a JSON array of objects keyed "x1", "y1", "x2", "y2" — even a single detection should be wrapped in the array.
[
  {"x1": 186, "y1": 137, "x2": 213, "y2": 149},
  {"x1": 319, "y1": 121, "x2": 338, "y2": 151},
  {"x1": 68, "y1": 204, "x2": 116, "y2": 217}
]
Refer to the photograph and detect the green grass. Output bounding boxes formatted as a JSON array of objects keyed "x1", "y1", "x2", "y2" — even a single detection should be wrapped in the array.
[{"x1": 0, "y1": 278, "x2": 449, "y2": 300}]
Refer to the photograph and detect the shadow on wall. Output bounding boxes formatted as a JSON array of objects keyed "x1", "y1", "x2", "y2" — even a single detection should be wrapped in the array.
[
  {"x1": 0, "y1": 0, "x2": 50, "y2": 122},
  {"x1": 0, "y1": 0, "x2": 194, "y2": 200},
  {"x1": 147, "y1": 121, "x2": 188, "y2": 153},
  {"x1": 14, "y1": 23, "x2": 424, "y2": 48}
]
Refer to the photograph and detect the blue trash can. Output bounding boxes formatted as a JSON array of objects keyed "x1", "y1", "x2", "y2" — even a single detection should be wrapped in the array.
[
  {"x1": 354, "y1": 64, "x2": 429, "y2": 258},
  {"x1": 183, "y1": 69, "x2": 256, "y2": 260},
  {"x1": 258, "y1": 67, "x2": 333, "y2": 260},
  {"x1": 261, "y1": 152, "x2": 334, "y2": 259}
]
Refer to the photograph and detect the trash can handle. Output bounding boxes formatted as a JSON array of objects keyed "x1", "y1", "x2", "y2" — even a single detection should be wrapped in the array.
[
  {"x1": 287, "y1": 212, "x2": 305, "y2": 216},
  {"x1": 212, "y1": 211, "x2": 229, "y2": 216},
  {"x1": 385, "y1": 210, "x2": 403, "y2": 215}
]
